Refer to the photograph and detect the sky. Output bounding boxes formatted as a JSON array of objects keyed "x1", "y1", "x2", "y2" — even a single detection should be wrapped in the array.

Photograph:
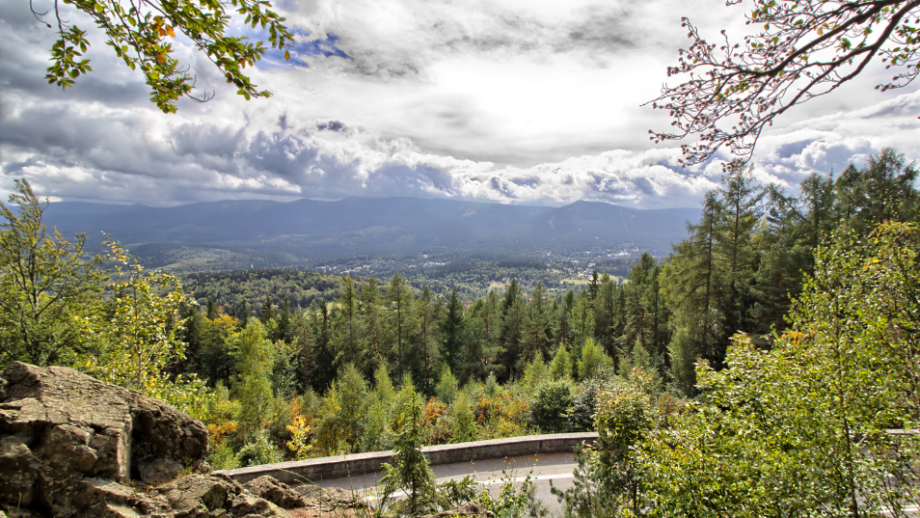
[{"x1": 0, "y1": 0, "x2": 918, "y2": 209}]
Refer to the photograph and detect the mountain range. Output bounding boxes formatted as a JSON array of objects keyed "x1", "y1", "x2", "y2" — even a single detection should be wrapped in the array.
[{"x1": 39, "y1": 197, "x2": 701, "y2": 269}]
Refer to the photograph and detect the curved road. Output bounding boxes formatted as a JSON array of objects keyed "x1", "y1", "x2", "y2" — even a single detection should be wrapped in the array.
[{"x1": 310, "y1": 452, "x2": 578, "y2": 514}]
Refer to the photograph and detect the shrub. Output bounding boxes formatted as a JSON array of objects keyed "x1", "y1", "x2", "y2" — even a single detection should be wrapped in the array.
[
  {"x1": 237, "y1": 430, "x2": 283, "y2": 467},
  {"x1": 529, "y1": 380, "x2": 575, "y2": 434}
]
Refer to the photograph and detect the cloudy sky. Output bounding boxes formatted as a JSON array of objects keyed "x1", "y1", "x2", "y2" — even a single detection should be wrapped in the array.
[{"x1": 1, "y1": 0, "x2": 917, "y2": 209}]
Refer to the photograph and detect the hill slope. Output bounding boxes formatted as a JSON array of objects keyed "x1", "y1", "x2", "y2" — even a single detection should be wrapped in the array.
[{"x1": 40, "y1": 197, "x2": 700, "y2": 269}]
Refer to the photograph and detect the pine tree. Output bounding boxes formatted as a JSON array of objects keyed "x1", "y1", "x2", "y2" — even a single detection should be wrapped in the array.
[
  {"x1": 308, "y1": 300, "x2": 335, "y2": 393},
  {"x1": 662, "y1": 191, "x2": 725, "y2": 389},
  {"x1": 361, "y1": 277, "x2": 385, "y2": 371},
  {"x1": 556, "y1": 290, "x2": 576, "y2": 352},
  {"x1": 335, "y1": 276, "x2": 365, "y2": 372},
  {"x1": 387, "y1": 272, "x2": 412, "y2": 376},
  {"x1": 278, "y1": 296, "x2": 292, "y2": 343},
  {"x1": 477, "y1": 290, "x2": 504, "y2": 379},
  {"x1": 237, "y1": 297, "x2": 249, "y2": 329},
  {"x1": 440, "y1": 289, "x2": 465, "y2": 376},
  {"x1": 714, "y1": 160, "x2": 764, "y2": 358},
  {"x1": 498, "y1": 284, "x2": 525, "y2": 380},
  {"x1": 206, "y1": 297, "x2": 218, "y2": 320},
  {"x1": 522, "y1": 281, "x2": 552, "y2": 362},
  {"x1": 415, "y1": 286, "x2": 437, "y2": 392},
  {"x1": 259, "y1": 295, "x2": 274, "y2": 324}
]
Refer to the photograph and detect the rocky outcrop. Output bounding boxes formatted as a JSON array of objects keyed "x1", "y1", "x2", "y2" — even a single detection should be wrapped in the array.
[
  {"x1": 419, "y1": 502, "x2": 493, "y2": 518},
  {"x1": 244, "y1": 476, "x2": 309, "y2": 509},
  {"x1": 0, "y1": 362, "x2": 349, "y2": 518}
]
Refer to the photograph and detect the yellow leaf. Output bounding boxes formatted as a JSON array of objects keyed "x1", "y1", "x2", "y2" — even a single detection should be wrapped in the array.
[
  {"x1": 165, "y1": 25, "x2": 175, "y2": 38},
  {"x1": 284, "y1": 50, "x2": 291, "y2": 60}
]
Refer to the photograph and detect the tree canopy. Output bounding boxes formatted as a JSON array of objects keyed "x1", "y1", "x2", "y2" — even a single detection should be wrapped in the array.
[
  {"x1": 648, "y1": 0, "x2": 920, "y2": 165},
  {"x1": 35, "y1": 0, "x2": 293, "y2": 112}
]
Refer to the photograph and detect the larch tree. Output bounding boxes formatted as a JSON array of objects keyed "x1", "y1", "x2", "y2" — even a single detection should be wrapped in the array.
[
  {"x1": 440, "y1": 289, "x2": 465, "y2": 377},
  {"x1": 414, "y1": 286, "x2": 437, "y2": 392},
  {"x1": 387, "y1": 272, "x2": 412, "y2": 376}
]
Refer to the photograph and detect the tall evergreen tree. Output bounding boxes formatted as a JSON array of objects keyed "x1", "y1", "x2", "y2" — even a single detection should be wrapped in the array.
[
  {"x1": 522, "y1": 281, "x2": 552, "y2": 362},
  {"x1": 278, "y1": 296, "x2": 292, "y2": 343},
  {"x1": 308, "y1": 299, "x2": 335, "y2": 393},
  {"x1": 237, "y1": 297, "x2": 249, "y2": 329},
  {"x1": 361, "y1": 277, "x2": 385, "y2": 372},
  {"x1": 836, "y1": 148, "x2": 919, "y2": 235},
  {"x1": 440, "y1": 289, "x2": 465, "y2": 377},
  {"x1": 206, "y1": 297, "x2": 218, "y2": 320},
  {"x1": 663, "y1": 191, "x2": 725, "y2": 390},
  {"x1": 556, "y1": 290, "x2": 576, "y2": 352},
  {"x1": 334, "y1": 276, "x2": 365, "y2": 372},
  {"x1": 387, "y1": 273, "x2": 412, "y2": 377},
  {"x1": 715, "y1": 160, "x2": 764, "y2": 354},
  {"x1": 475, "y1": 290, "x2": 504, "y2": 379},
  {"x1": 498, "y1": 290, "x2": 525, "y2": 381},
  {"x1": 259, "y1": 295, "x2": 274, "y2": 324},
  {"x1": 414, "y1": 286, "x2": 437, "y2": 392}
]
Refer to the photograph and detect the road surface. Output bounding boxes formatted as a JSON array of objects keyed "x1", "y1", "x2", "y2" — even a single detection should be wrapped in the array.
[{"x1": 309, "y1": 452, "x2": 578, "y2": 514}]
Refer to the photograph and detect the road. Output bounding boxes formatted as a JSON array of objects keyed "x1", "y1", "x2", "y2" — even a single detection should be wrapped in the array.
[
  {"x1": 301, "y1": 453, "x2": 920, "y2": 517},
  {"x1": 310, "y1": 452, "x2": 578, "y2": 515}
]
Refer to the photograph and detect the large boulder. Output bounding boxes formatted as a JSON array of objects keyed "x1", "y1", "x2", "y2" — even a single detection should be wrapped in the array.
[
  {"x1": 0, "y1": 362, "x2": 207, "y2": 516},
  {"x1": 0, "y1": 362, "x2": 348, "y2": 518}
]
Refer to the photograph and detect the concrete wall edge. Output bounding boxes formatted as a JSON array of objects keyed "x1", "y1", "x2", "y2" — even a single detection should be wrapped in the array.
[{"x1": 217, "y1": 432, "x2": 599, "y2": 485}]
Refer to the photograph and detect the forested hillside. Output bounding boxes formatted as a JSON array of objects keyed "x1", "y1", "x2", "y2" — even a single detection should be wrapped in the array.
[
  {"x1": 38, "y1": 196, "x2": 699, "y2": 271},
  {"x1": 2, "y1": 149, "x2": 917, "y2": 499},
  {"x1": 182, "y1": 269, "x2": 346, "y2": 315}
]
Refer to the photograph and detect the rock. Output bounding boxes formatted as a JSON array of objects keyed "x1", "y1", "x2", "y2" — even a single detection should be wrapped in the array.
[
  {"x1": 419, "y1": 501, "x2": 493, "y2": 518},
  {"x1": 158, "y1": 474, "x2": 291, "y2": 518},
  {"x1": 160, "y1": 474, "x2": 235, "y2": 514},
  {"x1": 0, "y1": 362, "x2": 328, "y2": 518},
  {"x1": 0, "y1": 362, "x2": 206, "y2": 517},
  {"x1": 292, "y1": 486, "x2": 360, "y2": 510},
  {"x1": 139, "y1": 458, "x2": 184, "y2": 486},
  {"x1": 0, "y1": 436, "x2": 41, "y2": 507},
  {"x1": 243, "y1": 477, "x2": 306, "y2": 510}
]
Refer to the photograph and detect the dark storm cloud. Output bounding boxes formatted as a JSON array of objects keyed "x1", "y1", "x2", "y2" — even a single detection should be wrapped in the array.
[
  {"x1": 328, "y1": 1, "x2": 649, "y2": 81},
  {"x1": 511, "y1": 178, "x2": 539, "y2": 188},
  {"x1": 317, "y1": 121, "x2": 346, "y2": 132},
  {"x1": 776, "y1": 140, "x2": 812, "y2": 159},
  {"x1": 367, "y1": 163, "x2": 457, "y2": 196},
  {"x1": 554, "y1": 6, "x2": 638, "y2": 53},
  {"x1": 489, "y1": 177, "x2": 516, "y2": 198}
]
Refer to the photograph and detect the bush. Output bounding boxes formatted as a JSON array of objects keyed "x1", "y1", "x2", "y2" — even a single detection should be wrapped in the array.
[
  {"x1": 435, "y1": 367, "x2": 459, "y2": 405},
  {"x1": 566, "y1": 380, "x2": 603, "y2": 432},
  {"x1": 529, "y1": 380, "x2": 575, "y2": 434},
  {"x1": 237, "y1": 430, "x2": 283, "y2": 467},
  {"x1": 207, "y1": 441, "x2": 240, "y2": 471}
]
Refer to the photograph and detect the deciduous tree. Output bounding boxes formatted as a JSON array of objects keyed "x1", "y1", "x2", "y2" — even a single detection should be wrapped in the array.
[
  {"x1": 0, "y1": 179, "x2": 107, "y2": 367},
  {"x1": 34, "y1": 0, "x2": 293, "y2": 112},
  {"x1": 648, "y1": 0, "x2": 920, "y2": 164}
]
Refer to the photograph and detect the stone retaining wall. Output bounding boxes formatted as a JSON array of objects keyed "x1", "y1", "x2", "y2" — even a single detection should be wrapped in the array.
[{"x1": 218, "y1": 432, "x2": 598, "y2": 485}]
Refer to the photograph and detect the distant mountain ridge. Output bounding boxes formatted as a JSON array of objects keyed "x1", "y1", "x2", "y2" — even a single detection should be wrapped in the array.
[{"x1": 40, "y1": 196, "x2": 701, "y2": 268}]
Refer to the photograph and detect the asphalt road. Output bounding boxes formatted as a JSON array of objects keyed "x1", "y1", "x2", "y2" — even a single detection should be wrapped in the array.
[
  {"x1": 311, "y1": 452, "x2": 578, "y2": 515},
  {"x1": 303, "y1": 453, "x2": 920, "y2": 517}
]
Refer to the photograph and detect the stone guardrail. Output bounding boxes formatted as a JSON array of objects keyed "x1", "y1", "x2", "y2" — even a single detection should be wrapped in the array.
[{"x1": 218, "y1": 432, "x2": 599, "y2": 485}]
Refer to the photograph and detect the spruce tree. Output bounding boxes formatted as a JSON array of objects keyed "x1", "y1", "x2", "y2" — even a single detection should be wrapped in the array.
[{"x1": 441, "y1": 289, "x2": 465, "y2": 376}]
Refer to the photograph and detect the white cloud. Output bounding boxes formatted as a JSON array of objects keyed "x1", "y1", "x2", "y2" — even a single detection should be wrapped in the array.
[{"x1": 1, "y1": 0, "x2": 918, "y2": 209}]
